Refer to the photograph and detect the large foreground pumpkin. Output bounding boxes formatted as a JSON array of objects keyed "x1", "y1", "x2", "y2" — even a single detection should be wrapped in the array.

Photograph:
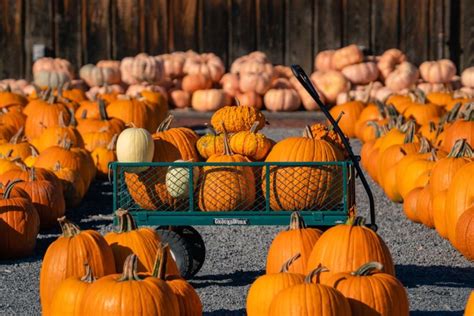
[
  {"x1": 455, "y1": 207, "x2": 474, "y2": 261},
  {"x1": 247, "y1": 254, "x2": 305, "y2": 316},
  {"x1": 0, "y1": 180, "x2": 39, "y2": 259},
  {"x1": 80, "y1": 254, "x2": 179, "y2": 316},
  {"x1": 306, "y1": 217, "x2": 395, "y2": 281},
  {"x1": 104, "y1": 209, "x2": 179, "y2": 275},
  {"x1": 266, "y1": 212, "x2": 322, "y2": 274},
  {"x1": 322, "y1": 262, "x2": 409, "y2": 316},
  {"x1": 263, "y1": 126, "x2": 344, "y2": 211},
  {"x1": 40, "y1": 217, "x2": 115, "y2": 315}
]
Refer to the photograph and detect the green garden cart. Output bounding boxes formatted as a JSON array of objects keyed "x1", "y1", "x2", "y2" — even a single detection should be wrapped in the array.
[{"x1": 110, "y1": 65, "x2": 376, "y2": 278}]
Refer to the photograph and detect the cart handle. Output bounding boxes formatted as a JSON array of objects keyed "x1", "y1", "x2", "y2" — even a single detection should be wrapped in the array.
[{"x1": 291, "y1": 65, "x2": 377, "y2": 231}]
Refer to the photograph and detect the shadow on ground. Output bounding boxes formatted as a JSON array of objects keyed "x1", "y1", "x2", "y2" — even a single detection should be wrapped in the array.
[
  {"x1": 190, "y1": 270, "x2": 263, "y2": 289},
  {"x1": 204, "y1": 309, "x2": 245, "y2": 316},
  {"x1": 396, "y1": 264, "x2": 474, "y2": 288},
  {"x1": 411, "y1": 311, "x2": 464, "y2": 316}
]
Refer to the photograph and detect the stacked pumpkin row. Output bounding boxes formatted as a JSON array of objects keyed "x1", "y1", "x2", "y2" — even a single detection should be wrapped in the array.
[
  {"x1": 118, "y1": 104, "x2": 348, "y2": 212},
  {"x1": 246, "y1": 212, "x2": 409, "y2": 315},
  {"x1": 327, "y1": 85, "x2": 474, "y2": 261},
  {"x1": 0, "y1": 83, "x2": 173, "y2": 260},
  {"x1": 40, "y1": 210, "x2": 202, "y2": 315}
]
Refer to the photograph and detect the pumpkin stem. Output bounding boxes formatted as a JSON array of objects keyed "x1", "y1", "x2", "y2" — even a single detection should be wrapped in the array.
[
  {"x1": 346, "y1": 216, "x2": 366, "y2": 226},
  {"x1": 221, "y1": 121, "x2": 233, "y2": 155},
  {"x1": 98, "y1": 99, "x2": 109, "y2": 121},
  {"x1": 403, "y1": 121, "x2": 416, "y2": 144},
  {"x1": 152, "y1": 243, "x2": 169, "y2": 280},
  {"x1": 47, "y1": 94, "x2": 57, "y2": 105},
  {"x1": 58, "y1": 216, "x2": 81, "y2": 238},
  {"x1": 418, "y1": 137, "x2": 431, "y2": 154},
  {"x1": 288, "y1": 212, "x2": 306, "y2": 230},
  {"x1": 58, "y1": 111, "x2": 66, "y2": 128},
  {"x1": 2, "y1": 179, "x2": 23, "y2": 199},
  {"x1": 5, "y1": 84, "x2": 11, "y2": 92},
  {"x1": 429, "y1": 121, "x2": 436, "y2": 133},
  {"x1": 375, "y1": 100, "x2": 385, "y2": 117},
  {"x1": 304, "y1": 266, "x2": 329, "y2": 284},
  {"x1": 351, "y1": 262, "x2": 384, "y2": 276},
  {"x1": 447, "y1": 102, "x2": 462, "y2": 122},
  {"x1": 80, "y1": 262, "x2": 97, "y2": 283},
  {"x1": 463, "y1": 104, "x2": 474, "y2": 121},
  {"x1": 249, "y1": 121, "x2": 260, "y2": 133},
  {"x1": 157, "y1": 115, "x2": 174, "y2": 132},
  {"x1": 205, "y1": 123, "x2": 218, "y2": 136},
  {"x1": 115, "y1": 209, "x2": 137, "y2": 232},
  {"x1": 118, "y1": 254, "x2": 141, "y2": 282},
  {"x1": 9, "y1": 126, "x2": 24, "y2": 144},
  {"x1": 448, "y1": 139, "x2": 468, "y2": 158},
  {"x1": 107, "y1": 134, "x2": 118, "y2": 151},
  {"x1": 68, "y1": 108, "x2": 77, "y2": 127},
  {"x1": 303, "y1": 126, "x2": 314, "y2": 139},
  {"x1": 81, "y1": 109, "x2": 88, "y2": 119},
  {"x1": 42, "y1": 88, "x2": 52, "y2": 101},
  {"x1": 234, "y1": 97, "x2": 241, "y2": 106},
  {"x1": 29, "y1": 167, "x2": 37, "y2": 181},
  {"x1": 366, "y1": 121, "x2": 382, "y2": 138},
  {"x1": 280, "y1": 253, "x2": 301, "y2": 273},
  {"x1": 362, "y1": 82, "x2": 373, "y2": 104},
  {"x1": 29, "y1": 145, "x2": 39, "y2": 158},
  {"x1": 334, "y1": 111, "x2": 344, "y2": 125}
]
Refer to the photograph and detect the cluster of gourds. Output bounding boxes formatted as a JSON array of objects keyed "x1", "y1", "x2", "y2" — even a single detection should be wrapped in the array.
[
  {"x1": 328, "y1": 81, "x2": 474, "y2": 261},
  {"x1": 246, "y1": 212, "x2": 409, "y2": 315},
  {"x1": 4, "y1": 45, "x2": 473, "y2": 112},
  {"x1": 117, "y1": 103, "x2": 348, "y2": 212},
  {"x1": 0, "y1": 83, "x2": 170, "y2": 260},
  {"x1": 40, "y1": 209, "x2": 202, "y2": 315}
]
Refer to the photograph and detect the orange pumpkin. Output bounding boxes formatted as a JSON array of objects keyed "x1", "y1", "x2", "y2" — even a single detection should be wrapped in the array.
[
  {"x1": 266, "y1": 212, "x2": 322, "y2": 274},
  {"x1": 455, "y1": 207, "x2": 474, "y2": 261}
]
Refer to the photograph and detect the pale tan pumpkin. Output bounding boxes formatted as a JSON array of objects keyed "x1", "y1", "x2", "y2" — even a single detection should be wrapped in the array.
[
  {"x1": 191, "y1": 89, "x2": 230, "y2": 112},
  {"x1": 170, "y1": 89, "x2": 191, "y2": 109},
  {"x1": 120, "y1": 53, "x2": 164, "y2": 85},
  {"x1": 183, "y1": 53, "x2": 225, "y2": 82},
  {"x1": 342, "y1": 62, "x2": 379, "y2": 85},
  {"x1": 235, "y1": 91, "x2": 263, "y2": 110},
  {"x1": 182, "y1": 74, "x2": 212, "y2": 93},
  {"x1": 385, "y1": 62, "x2": 419, "y2": 91},
  {"x1": 314, "y1": 50, "x2": 335, "y2": 71},
  {"x1": 461, "y1": 67, "x2": 474, "y2": 88},
  {"x1": 332, "y1": 44, "x2": 364, "y2": 70},
  {"x1": 420, "y1": 59, "x2": 456, "y2": 83},
  {"x1": 79, "y1": 62, "x2": 121, "y2": 87},
  {"x1": 220, "y1": 73, "x2": 240, "y2": 97},
  {"x1": 377, "y1": 48, "x2": 407, "y2": 79},
  {"x1": 239, "y1": 72, "x2": 272, "y2": 95},
  {"x1": 311, "y1": 70, "x2": 349, "y2": 104}
]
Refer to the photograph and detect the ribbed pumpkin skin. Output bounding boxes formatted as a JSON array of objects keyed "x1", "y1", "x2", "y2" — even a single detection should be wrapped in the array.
[
  {"x1": 166, "y1": 275, "x2": 203, "y2": 316},
  {"x1": 268, "y1": 283, "x2": 351, "y2": 316},
  {"x1": 404, "y1": 186, "x2": 434, "y2": 227},
  {"x1": 432, "y1": 190, "x2": 449, "y2": 238},
  {"x1": 247, "y1": 272, "x2": 304, "y2": 316},
  {"x1": 196, "y1": 132, "x2": 224, "y2": 159},
  {"x1": 445, "y1": 162, "x2": 474, "y2": 245},
  {"x1": 40, "y1": 220, "x2": 115, "y2": 315},
  {"x1": 266, "y1": 213, "x2": 322, "y2": 274},
  {"x1": 263, "y1": 137, "x2": 343, "y2": 211},
  {"x1": 104, "y1": 212, "x2": 179, "y2": 275},
  {"x1": 323, "y1": 270, "x2": 409, "y2": 316},
  {"x1": 403, "y1": 187, "x2": 422, "y2": 223},
  {"x1": 429, "y1": 155, "x2": 471, "y2": 195},
  {"x1": 455, "y1": 207, "x2": 474, "y2": 261},
  {"x1": 0, "y1": 184, "x2": 39, "y2": 259},
  {"x1": 440, "y1": 118, "x2": 474, "y2": 153},
  {"x1": 211, "y1": 105, "x2": 266, "y2": 134},
  {"x1": 328, "y1": 101, "x2": 364, "y2": 138},
  {"x1": 106, "y1": 98, "x2": 152, "y2": 131},
  {"x1": 80, "y1": 272, "x2": 179, "y2": 316},
  {"x1": 230, "y1": 129, "x2": 272, "y2": 161},
  {"x1": 198, "y1": 154, "x2": 255, "y2": 211},
  {"x1": 49, "y1": 268, "x2": 95, "y2": 316},
  {"x1": 153, "y1": 127, "x2": 200, "y2": 162},
  {"x1": 24, "y1": 99, "x2": 72, "y2": 139},
  {"x1": 306, "y1": 221, "x2": 395, "y2": 280}
]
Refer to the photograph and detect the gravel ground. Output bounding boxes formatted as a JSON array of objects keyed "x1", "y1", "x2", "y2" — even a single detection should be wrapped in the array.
[{"x1": 1, "y1": 128, "x2": 473, "y2": 315}]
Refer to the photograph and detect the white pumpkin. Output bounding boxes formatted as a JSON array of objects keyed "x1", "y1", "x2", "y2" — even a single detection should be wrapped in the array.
[
  {"x1": 166, "y1": 160, "x2": 199, "y2": 199},
  {"x1": 116, "y1": 126, "x2": 154, "y2": 173},
  {"x1": 33, "y1": 70, "x2": 71, "y2": 88}
]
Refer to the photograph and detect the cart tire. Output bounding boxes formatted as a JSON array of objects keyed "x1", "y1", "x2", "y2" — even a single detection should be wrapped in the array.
[
  {"x1": 177, "y1": 226, "x2": 206, "y2": 276},
  {"x1": 156, "y1": 228, "x2": 193, "y2": 279}
]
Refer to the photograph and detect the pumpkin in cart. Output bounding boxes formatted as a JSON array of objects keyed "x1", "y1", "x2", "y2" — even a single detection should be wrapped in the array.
[
  {"x1": 166, "y1": 159, "x2": 199, "y2": 199},
  {"x1": 198, "y1": 125, "x2": 255, "y2": 212},
  {"x1": 266, "y1": 212, "x2": 322, "y2": 275},
  {"x1": 211, "y1": 102, "x2": 266, "y2": 134},
  {"x1": 40, "y1": 217, "x2": 115, "y2": 315},
  {"x1": 263, "y1": 126, "x2": 344, "y2": 211},
  {"x1": 230, "y1": 121, "x2": 273, "y2": 161},
  {"x1": 196, "y1": 125, "x2": 224, "y2": 160},
  {"x1": 247, "y1": 254, "x2": 305, "y2": 316},
  {"x1": 0, "y1": 180, "x2": 40, "y2": 259}
]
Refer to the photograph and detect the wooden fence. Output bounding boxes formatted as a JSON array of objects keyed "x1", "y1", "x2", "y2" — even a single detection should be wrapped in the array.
[{"x1": 1, "y1": 0, "x2": 473, "y2": 79}]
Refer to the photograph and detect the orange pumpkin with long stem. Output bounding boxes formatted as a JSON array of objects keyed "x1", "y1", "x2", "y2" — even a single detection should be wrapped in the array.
[
  {"x1": 0, "y1": 127, "x2": 33, "y2": 160},
  {"x1": 322, "y1": 262, "x2": 409, "y2": 316},
  {"x1": 40, "y1": 217, "x2": 115, "y2": 315},
  {"x1": 105, "y1": 209, "x2": 179, "y2": 275},
  {"x1": 247, "y1": 254, "x2": 305, "y2": 316},
  {"x1": 266, "y1": 212, "x2": 322, "y2": 274}
]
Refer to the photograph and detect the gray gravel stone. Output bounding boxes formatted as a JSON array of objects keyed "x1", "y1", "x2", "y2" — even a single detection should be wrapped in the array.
[{"x1": 0, "y1": 130, "x2": 472, "y2": 316}]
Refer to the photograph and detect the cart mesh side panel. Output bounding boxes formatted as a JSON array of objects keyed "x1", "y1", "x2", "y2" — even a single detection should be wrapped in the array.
[{"x1": 113, "y1": 161, "x2": 351, "y2": 216}]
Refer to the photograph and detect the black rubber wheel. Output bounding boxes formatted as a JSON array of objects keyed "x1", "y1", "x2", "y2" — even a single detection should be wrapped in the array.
[
  {"x1": 175, "y1": 226, "x2": 206, "y2": 277},
  {"x1": 156, "y1": 228, "x2": 193, "y2": 279}
]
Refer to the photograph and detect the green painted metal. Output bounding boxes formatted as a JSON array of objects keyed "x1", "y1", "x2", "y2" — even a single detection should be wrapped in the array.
[{"x1": 111, "y1": 161, "x2": 355, "y2": 227}]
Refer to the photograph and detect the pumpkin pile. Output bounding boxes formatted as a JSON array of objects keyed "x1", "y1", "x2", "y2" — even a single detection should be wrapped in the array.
[
  {"x1": 39, "y1": 210, "x2": 202, "y2": 315},
  {"x1": 247, "y1": 213, "x2": 409, "y2": 315}
]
